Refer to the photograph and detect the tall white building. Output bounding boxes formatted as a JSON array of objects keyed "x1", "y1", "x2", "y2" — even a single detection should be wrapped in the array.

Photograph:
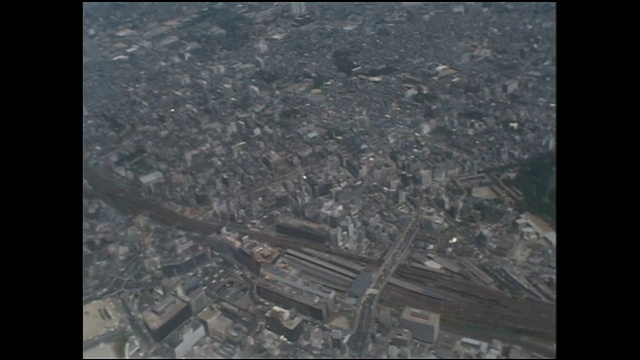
[{"x1": 174, "y1": 323, "x2": 206, "y2": 358}]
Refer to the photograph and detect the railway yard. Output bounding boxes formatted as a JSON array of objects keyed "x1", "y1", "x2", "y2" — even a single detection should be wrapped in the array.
[{"x1": 84, "y1": 162, "x2": 555, "y2": 352}]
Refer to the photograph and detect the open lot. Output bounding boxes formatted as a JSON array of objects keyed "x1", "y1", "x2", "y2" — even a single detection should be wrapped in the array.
[{"x1": 83, "y1": 298, "x2": 120, "y2": 342}]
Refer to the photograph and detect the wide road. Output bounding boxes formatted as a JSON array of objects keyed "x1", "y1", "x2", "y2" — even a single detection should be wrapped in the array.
[
  {"x1": 347, "y1": 215, "x2": 420, "y2": 357},
  {"x1": 119, "y1": 295, "x2": 153, "y2": 355},
  {"x1": 83, "y1": 328, "x2": 128, "y2": 352}
]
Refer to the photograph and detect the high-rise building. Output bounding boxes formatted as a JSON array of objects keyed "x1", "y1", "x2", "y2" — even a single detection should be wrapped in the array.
[
  {"x1": 172, "y1": 322, "x2": 206, "y2": 358},
  {"x1": 219, "y1": 301, "x2": 258, "y2": 333},
  {"x1": 265, "y1": 307, "x2": 305, "y2": 342},
  {"x1": 234, "y1": 246, "x2": 261, "y2": 276},
  {"x1": 161, "y1": 245, "x2": 211, "y2": 278},
  {"x1": 399, "y1": 307, "x2": 440, "y2": 343},
  {"x1": 379, "y1": 306, "x2": 392, "y2": 330},
  {"x1": 143, "y1": 296, "x2": 193, "y2": 342},
  {"x1": 329, "y1": 228, "x2": 342, "y2": 247},
  {"x1": 331, "y1": 329, "x2": 343, "y2": 349},
  {"x1": 179, "y1": 285, "x2": 208, "y2": 314},
  {"x1": 420, "y1": 169, "x2": 432, "y2": 188},
  {"x1": 198, "y1": 306, "x2": 232, "y2": 341},
  {"x1": 310, "y1": 327, "x2": 324, "y2": 348}
]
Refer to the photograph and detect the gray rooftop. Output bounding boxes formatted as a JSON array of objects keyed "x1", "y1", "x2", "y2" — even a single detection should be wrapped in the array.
[{"x1": 348, "y1": 271, "x2": 373, "y2": 298}]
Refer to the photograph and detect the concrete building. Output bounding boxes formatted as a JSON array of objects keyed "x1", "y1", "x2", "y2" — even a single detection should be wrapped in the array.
[
  {"x1": 139, "y1": 171, "x2": 164, "y2": 193},
  {"x1": 399, "y1": 307, "x2": 440, "y2": 343},
  {"x1": 174, "y1": 237, "x2": 193, "y2": 255},
  {"x1": 161, "y1": 245, "x2": 211, "y2": 278},
  {"x1": 378, "y1": 306, "x2": 392, "y2": 331},
  {"x1": 420, "y1": 169, "x2": 432, "y2": 188},
  {"x1": 234, "y1": 245, "x2": 261, "y2": 276},
  {"x1": 391, "y1": 328, "x2": 413, "y2": 348},
  {"x1": 198, "y1": 306, "x2": 233, "y2": 341},
  {"x1": 218, "y1": 301, "x2": 257, "y2": 333},
  {"x1": 177, "y1": 284, "x2": 208, "y2": 314},
  {"x1": 257, "y1": 272, "x2": 334, "y2": 322},
  {"x1": 434, "y1": 168, "x2": 447, "y2": 182},
  {"x1": 310, "y1": 327, "x2": 324, "y2": 348},
  {"x1": 329, "y1": 228, "x2": 342, "y2": 247},
  {"x1": 265, "y1": 307, "x2": 305, "y2": 342},
  {"x1": 143, "y1": 296, "x2": 193, "y2": 342},
  {"x1": 503, "y1": 79, "x2": 519, "y2": 94},
  {"x1": 225, "y1": 323, "x2": 248, "y2": 346},
  {"x1": 331, "y1": 329, "x2": 343, "y2": 350},
  {"x1": 276, "y1": 220, "x2": 329, "y2": 244},
  {"x1": 173, "y1": 322, "x2": 206, "y2": 358}
]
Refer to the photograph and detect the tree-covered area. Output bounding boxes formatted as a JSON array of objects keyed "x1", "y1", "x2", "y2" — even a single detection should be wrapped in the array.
[{"x1": 505, "y1": 151, "x2": 556, "y2": 228}]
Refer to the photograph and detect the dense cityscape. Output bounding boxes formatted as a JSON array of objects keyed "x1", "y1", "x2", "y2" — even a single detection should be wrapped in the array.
[{"x1": 83, "y1": 2, "x2": 556, "y2": 359}]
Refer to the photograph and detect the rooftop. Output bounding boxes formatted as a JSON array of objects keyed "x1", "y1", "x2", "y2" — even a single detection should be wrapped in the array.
[
  {"x1": 523, "y1": 212, "x2": 553, "y2": 233},
  {"x1": 348, "y1": 271, "x2": 373, "y2": 298},
  {"x1": 143, "y1": 296, "x2": 189, "y2": 330},
  {"x1": 198, "y1": 306, "x2": 234, "y2": 333},
  {"x1": 268, "y1": 307, "x2": 304, "y2": 329},
  {"x1": 139, "y1": 171, "x2": 164, "y2": 184},
  {"x1": 401, "y1": 307, "x2": 440, "y2": 326},
  {"x1": 260, "y1": 270, "x2": 334, "y2": 306}
]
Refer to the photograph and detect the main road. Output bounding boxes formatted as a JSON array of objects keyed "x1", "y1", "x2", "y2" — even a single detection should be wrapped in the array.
[{"x1": 347, "y1": 214, "x2": 420, "y2": 357}]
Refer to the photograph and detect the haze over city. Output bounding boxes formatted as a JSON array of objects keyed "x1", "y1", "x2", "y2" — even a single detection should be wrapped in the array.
[{"x1": 83, "y1": 3, "x2": 556, "y2": 359}]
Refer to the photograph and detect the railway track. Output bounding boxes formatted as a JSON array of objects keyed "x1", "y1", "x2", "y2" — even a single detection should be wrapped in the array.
[
  {"x1": 85, "y1": 162, "x2": 555, "y2": 341},
  {"x1": 84, "y1": 163, "x2": 382, "y2": 264},
  {"x1": 387, "y1": 268, "x2": 555, "y2": 335},
  {"x1": 394, "y1": 264, "x2": 554, "y2": 315},
  {"x1": 381, "y1": 283, "x2": 554, "y2": 341}
]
